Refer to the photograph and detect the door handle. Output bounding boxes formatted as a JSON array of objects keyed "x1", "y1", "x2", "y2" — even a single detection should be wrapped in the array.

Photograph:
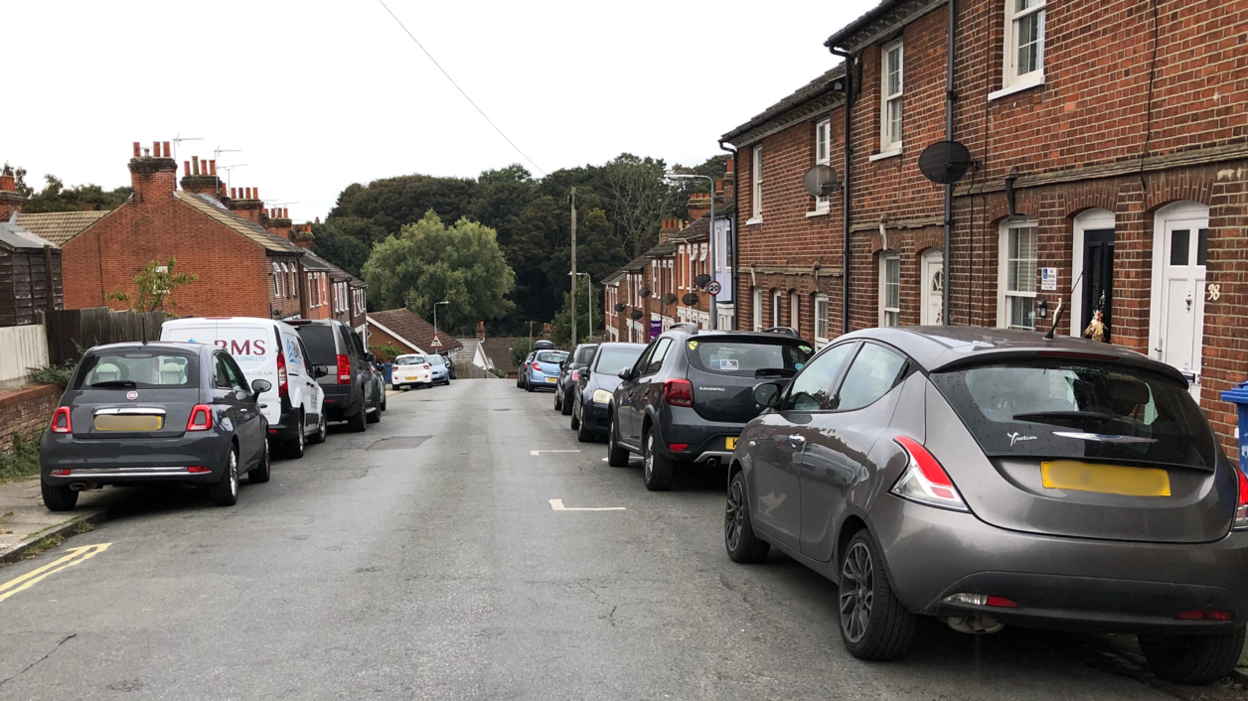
[{"x1": 788, "y1": 435, "x2": 806, "y2": 447}]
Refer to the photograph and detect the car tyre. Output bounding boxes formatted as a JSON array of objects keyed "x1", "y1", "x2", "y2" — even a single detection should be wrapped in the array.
[
  {"x1": 380, "y1": 391, "x2": 387, "y2": 412},
  {"x1": 838, "y1": 530, "x2": 916, "y2": 661},
  {"x1": 725, "y1": 470, "x2": 770, "y2": 563},
  {"x1": 642, "y1": 427, "x2": 675, "y2": 491},
  {"x1": 560, "y1": 390, "x2": 574, "y2": 416},
  {"x1": 209, "y1": 446, "x2": 240, "y2": 507},
  {"x1": 249, "y1": 438, "x2": 272, "y2": 484},
  {"x1": 308, "y1": 412, "x2": 328, "y2": 445},
  {"x1": 525, "y1": 379, "x2": 534, "y2": 393},
  {"x1": 285, "y1": 413, "x2": 306, "y2": 459},
  {"x1": 41, "y1": 480, "x2": 78, "y2": 512},
  {"x1": 1139, "y1": 628, "x2": 1246, "y2": 685},
  {"x1": 347, "y1": 406, "x2": 367, "y2": 433},
  {"x1": 554, "y1": 390, "x2": 563, "y2": 412},
  {"x1": 576, "y1": 405, "x2": 595, "y2": 444},
  {"x1": 366, "y1": 402, "x2": 381, "y2": 424},
  {"x1": 606, "y1": 415, "x2": 630, "y2": 467}
]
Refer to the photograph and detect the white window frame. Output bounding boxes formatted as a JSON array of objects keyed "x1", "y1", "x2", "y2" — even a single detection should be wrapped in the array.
[
  {"x1": 771, "y1": 289, "x2": 782, "y2": 328},
  {"x1": 994, "y1": 0, "x2": 1046, "y2": 99},
  {"x1": 879, "y1": 40, "x2": 904, "y2": 156},
  {"x1": 879, "y1": 253, "x2": 900, "y2": 327},
  {"x1": 748, "y1": 146, "x2": 763, "y2": 224},
  {"x1": 789, "y1": 291, "x2": 800, "y2": 333},
  {"x1": 814, "y1": 294, "x2": 830, "y2": 348},
  {"x1": 997, "y1": 220, "x2": 1040, "y2": 330},
  {"x1": 811, "y1": 118, "x2": 832, "y2": 215},
  {"x1": 752, "y1": 287, "x2": 762, "y2": 331}
]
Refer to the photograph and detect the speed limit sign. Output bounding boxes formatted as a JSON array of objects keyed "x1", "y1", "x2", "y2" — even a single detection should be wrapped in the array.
[{"x1": 707, "y1": 281, "x2": 722, "y2": 295}]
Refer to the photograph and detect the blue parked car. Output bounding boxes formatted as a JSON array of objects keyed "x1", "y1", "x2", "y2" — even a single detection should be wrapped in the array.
[
  {"x1": 523, "y1": 349, "x2": 569, "y2": 392},
  {"x1": 428, "y1": 354, "x2": 451, "y2": 386}
]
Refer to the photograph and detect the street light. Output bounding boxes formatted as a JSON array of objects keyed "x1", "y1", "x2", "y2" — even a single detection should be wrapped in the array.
[
  {"x1": 665, "y1": 172, "x2": 717, "y2": 330},
  {"x1": 433, "y1": 301, "x2": 449, "y2": 344},
  {"x1": 571, "y1": 272, "x2": 592, "y2": 342}
]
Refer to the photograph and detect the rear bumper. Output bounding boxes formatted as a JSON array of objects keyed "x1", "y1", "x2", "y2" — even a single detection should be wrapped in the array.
[
  {"x1": 392, "y1": 372, "x2": 432, "y2": 386},
  {"x1": 654, "y1": 406, "x2": 743, "y2": 462},
  {"x1": 528, "y1": 370, "x2": 559, "y2": 389},
  {"x1": 40, "y1": 432, "x2": 228, "y2": 485},
  {"x1": 322, "y1": 387, "x2": 361, "y2": 419},
  {"x1": 871, "y1": 495, "x2": 1248, "y2": 634},
  {"x1": 267, "y1": 404, "x2": 303, "y2": 441}
]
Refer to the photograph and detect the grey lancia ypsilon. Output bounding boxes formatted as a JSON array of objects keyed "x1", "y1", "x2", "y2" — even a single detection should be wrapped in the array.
[{"x1": 725, "y1": 326, "x2": 1248, "y2": 685}]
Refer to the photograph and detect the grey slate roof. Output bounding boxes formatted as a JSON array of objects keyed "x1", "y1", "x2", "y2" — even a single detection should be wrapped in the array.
[
  {"x1": 0, "y1": 220, "x2": 58, "y2": 250},
  {"x1": 176, "y1": 192, "x2": 304, "y2": 255}
]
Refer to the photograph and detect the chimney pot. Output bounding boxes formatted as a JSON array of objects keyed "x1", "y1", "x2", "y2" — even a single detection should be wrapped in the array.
[
  {"x1": 184, "y1": 161, "x2": 191, "y2": 176},
  {"x1": 191, "y1": 156, "x2": 200, "y2": 176},
  {"x1": 231, "y1": 188, "x2": 237, "y2": 199},
  {"x1": 208, "y1": 160, "x2": 216, "y2": 176},
  {"x1": 725, "y1": 160, "x2": 734, "y2": 173},
  {"x1": 163, "y1": 142, "x2": 171, "y2": 158},
  {"x1": 253, "y1": 187, "x2": 259, "y2": 200},
  {"x1": 133, "y1": 142, "x2": 141, "y2": 158},
  {"x1": 152, "y1": 141, "x2": 160, "y2": 158}
]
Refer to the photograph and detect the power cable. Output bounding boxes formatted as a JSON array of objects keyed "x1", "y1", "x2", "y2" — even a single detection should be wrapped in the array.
[{"x1": 374, "y1": 0, "x2": 547, "y2": 176}]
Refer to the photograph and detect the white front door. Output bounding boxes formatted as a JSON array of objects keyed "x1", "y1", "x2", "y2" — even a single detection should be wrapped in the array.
[
  {"x1": 921, "y1": 252, "x2": 944, "y2": 326},
  {"x1": 1154, "y1": 213, "x2": 1209, "y2": 401}
]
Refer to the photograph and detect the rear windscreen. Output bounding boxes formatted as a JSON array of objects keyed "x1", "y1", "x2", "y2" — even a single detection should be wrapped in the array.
[
  {"x1": 428, "y1": 355, "x2": 445, "y2": 367},
  {"x1": 537, "y1": 351, "x2": 568, "y2": 364},
  {"x1": 687, "y1": 340, "x2": 813, "y2": 378},
  {"x1": 75, "y1": 351, "x2": 198, "y2": 389},
  {"x1": 930, "y1": 360, "x2": 1217, "y2": 470},
  {"x1": 574, "y1": 346, "x2": 598, "y2": 365},
  {"x1": 297, "y1": 326, "x2": 338, "y2": 365},
  {"x1": 395, "y1": 355, "x2": 426, "y2": 365},
  {"x1": 595, "y1": 346, "x2": 645, "y2": 375}
]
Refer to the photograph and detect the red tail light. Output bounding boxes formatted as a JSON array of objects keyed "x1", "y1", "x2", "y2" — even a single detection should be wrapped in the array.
[
  {"x1": 1234, "y1": 467, "x2": 1248, "y2": 531},
  {"x1": 662, "y1": 378, "x2": 694, "y2": 407},
  {"x1": 187, "y1": 404, "x2": 213, "y2": 431},
  {"x1": 187, "y1": 466, "x2": 212, "y2": 474},
  {"x1": 572, "y1": 369, "x2": 580, "y2": 382},
  {"x1": 532, "y1": 361, "x2": 542, "y2": 371},
  {"x1": 1176, "y1": 609, "x2": 1235, "y2": 621},
  {"x1": 337, "y1": 354, "x2": 351, "y2": 384},
  {"x1": 50, "y1": 406, "x2": 72, "y2": 434},
  {"x1": 668, "y1": 443, "x2": 689, "y2": 452},
  {"x1": 276, "y1": 349, "x2": 289, "y2": 397},
  {"x1": 424, "y1": 364, "x2": 431, "y2": 370},
  {"x1": 986, "y1": 596, "x2": 1019, "y2": 609},
  {"x1": 890, "y1": 436, "x2": 969, "y2": 512}
]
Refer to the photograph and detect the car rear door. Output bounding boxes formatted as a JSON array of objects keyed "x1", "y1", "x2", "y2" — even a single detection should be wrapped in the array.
[
  {"x1": 685, "y1": 337, "x2": 813, "y2": 424},
  {"x1": 219, "y1": 352, "x2": 264, "y2": 466},
  {"x1": 799, "y1": 342, "x2": 909, "y2": 563}
]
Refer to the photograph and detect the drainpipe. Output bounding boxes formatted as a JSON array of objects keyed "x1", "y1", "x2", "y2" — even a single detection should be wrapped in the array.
[
  {"x1": 718, "y1": 138, "x2": 739, "y2": 329},
  {"x1": 943, "y1": 0, "x2": 956, "y2": 325},
  {"x1": 827, "y1": 48, "x2": 854, "y2": 334}
]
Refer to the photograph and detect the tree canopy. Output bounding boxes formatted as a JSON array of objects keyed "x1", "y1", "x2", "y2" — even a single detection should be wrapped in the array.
[{"x1": 2, "y1": 162, "x2": 131, "y2": 213}]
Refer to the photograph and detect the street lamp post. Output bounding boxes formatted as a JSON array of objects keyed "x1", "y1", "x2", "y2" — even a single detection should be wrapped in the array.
[
  {"x1": 665, "y1": 173, "x2": 717, "y2": 330},
  {"x1": 572, "y1": 272, "x2": 592, "y2": 342},
  {"x1": 433, "y1": 301, "x2": 449, "y2": 345}
]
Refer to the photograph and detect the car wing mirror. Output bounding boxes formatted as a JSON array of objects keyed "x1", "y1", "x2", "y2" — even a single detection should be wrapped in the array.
[
  {"x1": 313, "y1": 366, "x2": 329, "y2": 378},
  {"x1": 752, "y1": 381, "x2": 782, "y2": 409},
  {"x1": 618, "y1": 369, "x2": 632, "y2": 381},
  {"x1": 250, "y1": 379, "x2": 272, "y2": 400},
  {"x1": 365, "y1": 352, "x2": 375, "y2": 362}
]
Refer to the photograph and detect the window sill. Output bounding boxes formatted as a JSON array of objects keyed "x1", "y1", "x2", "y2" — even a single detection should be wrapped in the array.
[
  {"x1": 807, "y1": 208, "x2": 830, "y2": 219},
  {"x1": 746, "y1": 216, "x2": 764, "y2": 226},
  {"x1": 868, "y1": 149, "x2": 902, "y2": 163},
  {"x1": 988, "y1": 75, "x2": 1045, "y2": 102}
]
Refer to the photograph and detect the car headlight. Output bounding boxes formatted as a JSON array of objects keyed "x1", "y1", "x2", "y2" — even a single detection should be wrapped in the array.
[{"x1": 592, "y1": 389, "x2": 612, "y2": 405}]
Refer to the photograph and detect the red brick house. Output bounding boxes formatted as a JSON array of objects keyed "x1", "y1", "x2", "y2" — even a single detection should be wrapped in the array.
[
  {"x1": 58, "y1": 142, "x2": 307, "y2": 320},
  {"x1": 724, "y1": 0, "x2": 1248, "y2": 453}
]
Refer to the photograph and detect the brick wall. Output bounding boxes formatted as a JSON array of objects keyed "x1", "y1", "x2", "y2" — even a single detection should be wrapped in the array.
[{"x1": 0, "y1": 384, "x2": 59, "y2": 453}]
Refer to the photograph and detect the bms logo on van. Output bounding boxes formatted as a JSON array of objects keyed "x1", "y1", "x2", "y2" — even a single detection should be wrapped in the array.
[{"x1": 213, "y1": 339, "x2": 267, "y2": 359}]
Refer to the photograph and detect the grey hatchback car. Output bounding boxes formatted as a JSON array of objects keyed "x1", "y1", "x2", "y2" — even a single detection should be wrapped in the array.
[{"x1": 725, "y1": 327, "x2": 1248, "y2": 685}]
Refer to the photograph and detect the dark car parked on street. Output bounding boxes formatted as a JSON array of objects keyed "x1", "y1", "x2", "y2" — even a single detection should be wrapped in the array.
[
  {"x1": 724, "y1": 326, "x2": 1248, "y2": 685},
  {"x1": 555, "y1": 343, "x2": 598, "y2": 415},
  {"x1": 571, "y1": 342, "x2": 645, "y2": 442},
  {"x1": 607, "y1": 324, "x2": 814, "y2": 490},
  {"x1": 40, "y1": 342, "x2": 273, "y2": 511},
  {"x1": 289, "y1": 319, "x2": 380, "y2": 431}
]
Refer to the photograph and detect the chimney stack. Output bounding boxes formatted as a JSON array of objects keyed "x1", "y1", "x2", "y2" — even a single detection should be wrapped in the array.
[
  {"x1": 687, "y1": 192, "x2": 713, "y2": 221},
  {"x1": 227, "y1": 185, "x2": 265, "y2": 222},
  {"x1": 180, "y1": 154, "x2": 222, "y2": 197},
  {"x1": 0, "y1": 174, "x2": 23, "y2": 221},
  {"x1": 293, "y1": 223, "x2": 316, "y2": 250},
  {"x1": 475, "y1": 321, "x2": 486, "y2": 342},
  {"x1": 129, "y1": 139, "x2": 178, "y2": 204}
]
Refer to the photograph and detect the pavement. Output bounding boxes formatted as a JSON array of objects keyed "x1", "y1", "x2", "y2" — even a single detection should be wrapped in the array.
[{"x1": 1, "y1": 379, "x2": 1246, "y2": 700}]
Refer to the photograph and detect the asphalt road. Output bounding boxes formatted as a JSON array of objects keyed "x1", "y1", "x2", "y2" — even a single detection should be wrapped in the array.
[{"x1": 1, "y1": 380, "x2": 1243, "y2": 700}]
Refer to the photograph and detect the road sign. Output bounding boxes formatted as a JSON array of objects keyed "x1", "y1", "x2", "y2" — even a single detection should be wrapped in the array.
[
  {"x1": 707, "y1": 281, "x2": 722, "y2": 296},
  {"x1": 430, "y1": 335, "x2": 443, "y2": 348}
]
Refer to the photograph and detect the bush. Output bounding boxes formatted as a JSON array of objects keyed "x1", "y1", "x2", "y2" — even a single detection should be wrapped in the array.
[
  {"x1": 487, "y1": 367, "x2": 507, "y2": 379},
  {"x1": 510, "y1": 338, "x2": 535, "y2": 368},
  {"x1": 28, "y1": 359, "x2": 75, "y2": 389},
  {"x1": 370, "y1": 345, "x2": 404, "y2": 363},
  {"x1": 0, "y1": 434, "x2": 41, "y2": 483}
]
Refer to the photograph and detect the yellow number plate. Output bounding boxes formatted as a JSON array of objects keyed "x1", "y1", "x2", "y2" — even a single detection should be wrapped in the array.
[
  {"x1": 94, "y1": 415, "x2": 163, "y2": 432},
  {"x1": 545, "y1": 377, "x2": 558, "y2": 383},
  {"x1": 726, "y1": 437, "x2": 738, "y2": 450},
  {"x1": 1041, "y1": 460, "x2": 1170, "y2": 497}
]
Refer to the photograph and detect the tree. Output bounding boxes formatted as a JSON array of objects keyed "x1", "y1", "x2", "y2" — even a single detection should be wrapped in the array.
[
  {"x1": 329, "y1": 174, "x2": 476, "y2": 236},
  {"x1": 106, "y1": 259, "x2": 198, "y2": 316},
  {"x1": 601, "y1": 154, "x2": 680, "y2": 259},
  {"x1": 311, "y1": 216, "x2": 386, "y2": 278},
  {"x1": 362, "y1": 211, "x2": 515, "y2": 330},
  {"x1": 550, "y1": 282, "x2": 602, "y2": 347},
  {"x1": 1, "y1": 162, "x2": 34, "y2": 198},
  {"x1": 1, "y1": 164, "x2": 130, "y2": 212}
]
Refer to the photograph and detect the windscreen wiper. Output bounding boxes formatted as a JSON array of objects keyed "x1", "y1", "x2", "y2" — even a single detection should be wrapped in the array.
[
  {"x1": 1012, "y1": 410, "x2": 1119, "y2": 427},
  {"x1": 755, "y1": 368, "x2": 794, "y2": 378},
  {"x1": 90, "y1": 380, "x2": 137, "y2": 388}
]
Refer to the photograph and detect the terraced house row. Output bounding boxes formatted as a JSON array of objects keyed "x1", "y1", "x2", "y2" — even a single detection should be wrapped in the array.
[{"x1": 604, "y1": 0, "x2": 1247, "y2": 456}]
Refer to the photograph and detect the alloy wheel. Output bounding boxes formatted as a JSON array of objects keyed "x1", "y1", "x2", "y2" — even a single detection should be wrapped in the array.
[
  {"x1": 839, "y1": 541, "x2": 874, "y2": 643},
  {"x1": 644, "y1": 433, "x2": 654, "y2": 480},
  {"x1": 725, "y1": 479, "x2": 746, "y2": 551},
  {"x1": 228, "y1": 450, "x2": 239, "y2": 498}
]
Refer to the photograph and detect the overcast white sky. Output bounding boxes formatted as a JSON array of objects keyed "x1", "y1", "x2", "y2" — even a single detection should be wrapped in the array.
[{"x1": 6, "y1": 0, "x2": 876, "y2": 221}]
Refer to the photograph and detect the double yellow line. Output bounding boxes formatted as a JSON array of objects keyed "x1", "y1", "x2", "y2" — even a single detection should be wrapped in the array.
[{"x1": 0, "y1": 543, "x2": 111, "y2": 604}]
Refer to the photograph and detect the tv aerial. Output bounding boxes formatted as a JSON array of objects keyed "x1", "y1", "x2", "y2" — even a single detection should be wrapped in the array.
[
  {"x1": 918, "y1": 141, "x2": 978, "y2": 185},
  {"x1": 802, "y1": 165, "x2": 840, "y2": 198}
]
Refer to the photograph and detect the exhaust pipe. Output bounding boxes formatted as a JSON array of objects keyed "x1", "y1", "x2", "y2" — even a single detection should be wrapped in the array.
[
  {"x1": 944, "y1": 615, "x2": 1004, "y2": 635},
  {"x1": 706, "y1": 457, "x2": 720, "y2": 468},
  {"x1": 69, "y1": 482, "x2": 89, "y2": 491}
]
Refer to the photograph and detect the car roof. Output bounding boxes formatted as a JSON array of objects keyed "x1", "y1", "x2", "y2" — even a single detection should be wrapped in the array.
[
  {"x1": 595, "y1": 342, "x2": 646, "y2": 349},
  {"x1": 835, "y1": 326, "x2": 1185, "y2": 382},
  {"x1": 670, "y1": 328, "x2": 810, "y2": 344},
  {"x1": 88, "y1": 341, "x2": 206, "y2": 355}
]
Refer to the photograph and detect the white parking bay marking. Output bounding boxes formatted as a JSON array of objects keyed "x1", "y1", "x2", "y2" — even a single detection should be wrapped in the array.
[
  {"x1": 549, "y1": 499, "x2": 626, "y2": 512},
  {"x1": 530, "y1": 450, "x2": 582, "y2": 456}
]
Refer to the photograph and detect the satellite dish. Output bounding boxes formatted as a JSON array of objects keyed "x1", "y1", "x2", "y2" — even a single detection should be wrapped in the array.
[
  {"x1": 630, "y1": 309, "x2": 645, "y2": 320},
  {"x1": 681, "y1": 293, "x2": 699, "y2": 306},
  {"x1": 918, "y1": 141, "x2": 973, "y2": 185},
  {"x1": 802, "y1": 165, "x2": 840, "y2": 198},
  {"x1": 662, "y1": 293, "x2": 678, "y2": 305},
  {"x1": 694, "y1": 274, "x2": 712, "y2": 289},
  {"x1": 639, "y1": 287, "x2": 651, "y2": 298},
  {"x1": 613, "y1": 303, "x2": 626, "y2": 312}
]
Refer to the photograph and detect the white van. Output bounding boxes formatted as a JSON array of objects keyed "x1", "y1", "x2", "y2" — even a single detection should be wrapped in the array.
[{"x1": 160, "y1": 318, "x2": 326, "y2": 458}]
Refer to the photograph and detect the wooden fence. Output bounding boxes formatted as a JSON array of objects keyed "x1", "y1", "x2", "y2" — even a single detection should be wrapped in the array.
[
  {"x1": 41, "y1": 307, "x2": 166, "y2": 366},
  {"x1": 0, "y1": 324, "x2": 50, "y2": 390}
]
